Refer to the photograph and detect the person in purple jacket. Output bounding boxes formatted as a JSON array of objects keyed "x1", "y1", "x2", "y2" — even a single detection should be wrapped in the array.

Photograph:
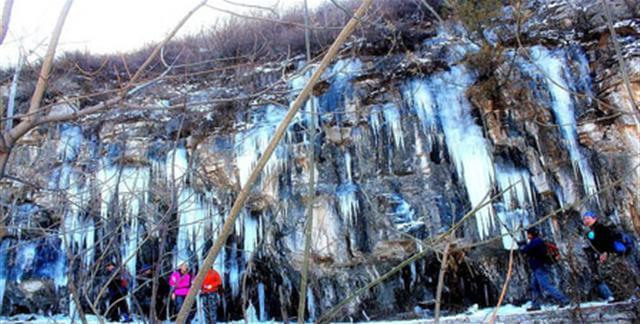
[{"x1": 169, "y1": 262, "x2": 195, "y2": 322}]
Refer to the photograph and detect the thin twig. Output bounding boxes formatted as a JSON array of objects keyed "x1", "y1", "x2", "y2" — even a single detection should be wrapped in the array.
[{"x1": 298, "y1": 0, "x2": 318, "y2": 321}]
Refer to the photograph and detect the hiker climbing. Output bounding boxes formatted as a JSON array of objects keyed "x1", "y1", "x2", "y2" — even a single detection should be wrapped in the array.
[
  {"x1": 518, "y1": 227, "x2": 570, "y2": 311},
  {"x1": 582, "y1": 211, "x2": 640, "y2": 301}
]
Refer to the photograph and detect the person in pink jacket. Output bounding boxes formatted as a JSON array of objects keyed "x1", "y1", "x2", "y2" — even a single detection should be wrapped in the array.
[{"x1": 169, "y1": 262, "x2": 194, "y2": 322}]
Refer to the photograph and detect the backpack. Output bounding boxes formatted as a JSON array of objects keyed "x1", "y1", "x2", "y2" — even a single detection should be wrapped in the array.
[
  {"x1": 613, "y1": 233, "x2": 635, "y2": 255},
  {"x1": 544, "y1": 241, "x2": 561, "y2": 264}
]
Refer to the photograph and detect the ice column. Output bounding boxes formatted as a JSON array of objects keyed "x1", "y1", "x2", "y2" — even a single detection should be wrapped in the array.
[
  {"x1": 258, "y1": 282, "x2": 266, "y2": 321},
  {"x1": 429, "y1": 66, "x2": 496, "y2": 238},
  {"x1": 0, "y1": 240, "x2": 10, "y2": 314},
  {"x1": 495, "y1": 163, "x2": 535, "y2": 248},
  {"x1": 526, "y1": 46, "x2": 598, "y2": 202},
  {"x1": 235, "y1": 105, "x2": 287, "y2": 188}
]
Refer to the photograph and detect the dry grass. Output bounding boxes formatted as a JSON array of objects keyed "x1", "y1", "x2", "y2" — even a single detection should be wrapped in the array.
[
  {"x1": 1, "y1": 1, "x2": 443, "y2": 79},
  {"x1": 0, "y1": 0, "x2": 450, "y2": 115}
]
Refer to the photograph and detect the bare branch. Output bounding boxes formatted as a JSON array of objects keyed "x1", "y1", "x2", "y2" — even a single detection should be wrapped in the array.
[
  {"x1": 222, "y1": 0, "x2": 278, "y2": 15},
  {"x1": 418, "y1": 0, "x2": 446, "y2": 25},
  {"x1": 489, "y1": 243, "x2": 515, "y2": 324},
  {"x1": 298, "y1": 0, "x2": 317, "y2": 321},
  {"x1": 433, "y1": 239, "x2": 452, "y2": 324},
  {"x1": 0, "y1": 0, "x2": 14, "y2": 45},
  {"x1": 124, "y1": 0, "x2": 208, "y2": 95},
  {"x1": 205, "y1": 4, "x2": 343, "y2": 31},
  {"x1": 26, "y1": 0, "x2": 74, "y2": 116}
]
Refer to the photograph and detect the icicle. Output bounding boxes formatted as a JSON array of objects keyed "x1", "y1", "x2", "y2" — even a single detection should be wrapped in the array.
[
  {"x1": 166, "y1": 147, "x2": 189, "y2": 183},
  {"x1": 229, "y1": 242, "x2": 240, "y2": 297},
  {"x1": 495, "y1": 163, "x2": 534, "y2": 210},
  {"x1": 318, "y1": 59, "x2": 362, "y2": 124},
  {"x1": 54, "y1": 237, "x2": 68, "y2": 288},
  {"x1": 97, "y1": 162, "x2": 118, "y2": 221},
  {"x1": 290, "y1": 65, "x2": 320, "y2": 129},
  {"x1": 58, "y1": 124, "x2": 83, "y2": 162},
  {"x1": 235, "y1": 105, "x2": 287, "y2": 188},
  {"x1": 324, "y1": 59, "x2": 362, "y2": 110},
  {"x1": 570, "y1": 46, "x2": 594, "y2": 106},
  {"x1": 337, "y1": 183, "x2": 359, "y2": 226},
  {"x1": 258, "y1": 282, "x2": 267, "y2": 321},
  {"x1": 0, "y1": 240, "x2": 10, "y2": 314},
  {"x1": 15, "y1": 242, "x2": 37, "y2": 283},
  {"x1": 414, "y1": 128, "x2": 430, "y2": 176},
  {"x1": 404, "y1": 80, "x2": 438, "y2": 135},
  {"x1": 327, "y1": 59, "x2": 362, "y2": 83},
  {"x1": 494, "y1": 163, "x2": 534, "y2": 248},
  {"x1": 243, "y1": 211, "x2": 259, "y2": 256},
  {"x1": 98, "y1": 156, "x2": 149, "y2": 305},
  {"x1": 246, "y1": 302, "x2": 259, "y2": 322},
  {"x1": 307, "y1": 286, "x2": 317, "y2": 321},
  {"x1": 63, "y1": 171, "x2": 93, "y2": 271},
  {"x1": 410, "y1": 262, "x2": 417, "y2": 288},
  {"x1": 369, "y1": 108, "x2": 382, "y2": 144},
  {"x1": 382, "y1": 103, "x2": 405, "y2": 150},
  {"x1": 119, "y1": 167, "x2": 149, "y2": 281},
  {"x1": 84, "y1": 218, "x2": 95, "y2": 269},
  {"x1": 345, "y1": 151, "x2": 353, "y2": 183},
  {"x1": 176, "y1": 188, "x2": 205, "y2": 265},
  {"x1": 524, "y1": 46, "x2": 598, "y2": 203},
  {"x1": 69, "y1": 293, "x2": 78, "y2": 322},
  {"x1": 429, "y1": 66, "x2": 496, "y2": 238}
]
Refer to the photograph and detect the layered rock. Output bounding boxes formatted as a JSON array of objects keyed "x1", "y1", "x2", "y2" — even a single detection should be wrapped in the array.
[{"x1": 0, "y1": 0, "x2": 638, "y2": 321}]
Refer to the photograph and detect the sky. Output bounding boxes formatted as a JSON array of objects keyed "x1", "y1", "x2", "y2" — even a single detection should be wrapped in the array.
[{"x1": 0, "y1": 0, "x2": 326, "y2": 67}]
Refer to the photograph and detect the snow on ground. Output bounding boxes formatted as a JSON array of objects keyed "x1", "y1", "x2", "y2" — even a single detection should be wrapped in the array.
[
  {"x1": 0, "y1": 315, "x2": 256, "y2": 324},
  {"x1": 0, "y1": 301, "x2": 615, "y2": 323}
]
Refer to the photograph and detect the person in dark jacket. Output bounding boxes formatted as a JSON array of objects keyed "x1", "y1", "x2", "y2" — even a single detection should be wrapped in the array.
[
  {"x1": 583, "y1": 211, "x2": 616, "y2": 301},
  {"x1": 519, "y1": 227, "x2": 570, "y2": 311},
  {"x1": 135, "y1": 264, "x2": 171, "y2": 320},
  {"x1": 104, "y1": 262, "x2": 131, "y2": 322},
  {"x1": 583, "y1": 211, "x2": 639, "y2": 301},
  {"x1": 583, "y1": 211, "x2": 617, "y2": 262}
]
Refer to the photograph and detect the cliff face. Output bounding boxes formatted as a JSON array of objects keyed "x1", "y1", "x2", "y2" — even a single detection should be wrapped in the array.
[{"x1": 0, "y1": 0, "x2": 638, "y2": 321}]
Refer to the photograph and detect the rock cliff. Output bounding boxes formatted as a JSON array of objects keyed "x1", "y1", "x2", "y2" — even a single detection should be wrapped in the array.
[{"x1": 0, "y1": 0, "x2": 638, "y2": 321}]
